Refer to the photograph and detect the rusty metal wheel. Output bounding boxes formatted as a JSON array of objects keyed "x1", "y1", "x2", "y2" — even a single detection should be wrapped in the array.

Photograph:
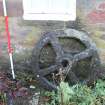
[{"x1": 32, "y1": 29, "x2": 100, "y2": 90}]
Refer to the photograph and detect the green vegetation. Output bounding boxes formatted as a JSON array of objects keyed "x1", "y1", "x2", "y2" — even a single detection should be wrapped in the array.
[
  {"x1": 0, "y1": 92, "x2": 6, "y2": 105},
  {"x1": 44, "y1": 80, "x2": 105, "y2": 105}
]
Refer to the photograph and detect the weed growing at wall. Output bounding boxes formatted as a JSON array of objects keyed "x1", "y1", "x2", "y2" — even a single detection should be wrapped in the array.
[{"x1": 44, "y1": 80, "x2": 105, "y2": 105}]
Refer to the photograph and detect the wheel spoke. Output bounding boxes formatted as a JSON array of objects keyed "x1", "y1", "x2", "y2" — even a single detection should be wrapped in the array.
[
  {"x1": 63, "y1": 52, "x2": 74, "y2": 59},
  {"x1": 39, "y1": 65, "x2": 59, "y2": 76},
  {"x1": 73, "y1": 48, "x2": 93, "y2": 62},
  {"x1": 50, "y1": 35, "x2": 64, "y2": 58},
  {"x1": 38, "y1": 76, "x2": 57, "y2": 90}
]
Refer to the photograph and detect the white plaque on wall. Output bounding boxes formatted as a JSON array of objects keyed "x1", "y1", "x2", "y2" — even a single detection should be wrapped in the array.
[{"x1": 23, "y1": 0, "x2": 76, "y2": 21}]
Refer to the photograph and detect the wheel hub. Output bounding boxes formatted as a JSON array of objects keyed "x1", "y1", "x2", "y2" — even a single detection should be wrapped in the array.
[{"x1": 61, "y1": 59, "x2": 69, "y2": 67}]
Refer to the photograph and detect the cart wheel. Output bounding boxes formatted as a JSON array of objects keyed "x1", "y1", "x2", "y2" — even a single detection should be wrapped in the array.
[{"x1": 32, "y1": 29, "x2": 100, "y2": 90}]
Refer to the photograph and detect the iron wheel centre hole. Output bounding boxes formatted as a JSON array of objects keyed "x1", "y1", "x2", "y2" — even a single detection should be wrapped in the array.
[{"x1": 61, "y1": 59, "x2": 69, "y2": 67}]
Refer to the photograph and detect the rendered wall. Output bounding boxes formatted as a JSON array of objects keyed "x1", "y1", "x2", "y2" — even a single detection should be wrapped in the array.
[{"x1": 0, "y1": 0, "x2": 105, "y2": 72}]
